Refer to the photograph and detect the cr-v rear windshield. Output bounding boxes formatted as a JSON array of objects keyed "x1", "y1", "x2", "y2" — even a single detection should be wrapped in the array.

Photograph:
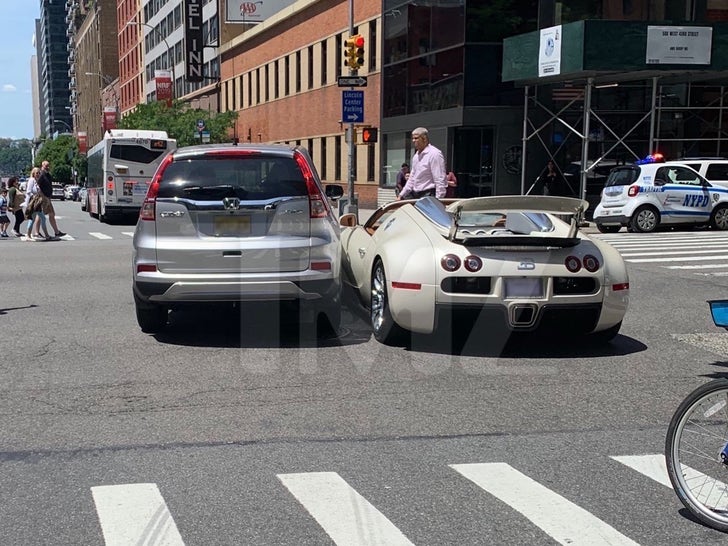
[
  {"x1": 156, "y1": 156, "x2": 308, "y2": 200},
  {"x1": 605, "y1": 166, "x2": 640, "y2": 187}
]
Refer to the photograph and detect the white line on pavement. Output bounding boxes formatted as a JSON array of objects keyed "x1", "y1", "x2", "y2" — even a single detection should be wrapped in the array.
[
  {"x1": 89, "y1": 232, "x2": 113, "y2": 240},
  {"x1": 627, "y1": 254, "x2": 728, "y2": 263},
  {"x1": 122, "y1": 231, "x2": 135, "y2": 237},
  {"x1": 610, "y1": 454, "x2": 672, "y2": 488},
  {"x1": 450, "y1": 463, "x2": 640, "y2": 546},
  {"x1": 278, "y1": 472, "x2": 415, "y2": 546},
  {"x1": 91, "y1": 483, "x2": 185, "y2": 546}
]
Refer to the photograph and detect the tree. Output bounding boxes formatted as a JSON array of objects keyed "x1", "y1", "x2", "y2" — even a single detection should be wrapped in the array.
[
  {"x1": 119, "y1": 100, "x2": 238, "y2": 147},
  {"x1": 34, "y1": 135, "x2": 78, "y2": 184},
  {"x1": 0, "y1": 138, "x2": 33, "y2": 176}
]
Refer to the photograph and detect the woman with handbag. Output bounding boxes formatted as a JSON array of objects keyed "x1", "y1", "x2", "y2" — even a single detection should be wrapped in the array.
[{"x1": 6, "y1": 177, "x2": 25, "y2": 237}]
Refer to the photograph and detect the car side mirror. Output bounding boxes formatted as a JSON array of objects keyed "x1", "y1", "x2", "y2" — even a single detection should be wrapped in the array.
[
  {"x1": 339, "y1": 213, "x2": 357, "y2": 227},
  {"x1": 325, "y1": 184, "x2": 344, "y2": 199}
]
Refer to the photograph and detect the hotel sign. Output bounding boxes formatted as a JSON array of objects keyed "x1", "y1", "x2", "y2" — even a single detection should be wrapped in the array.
[{"x1": 184, "y1": 0, "x2": 204, "y2": 82}]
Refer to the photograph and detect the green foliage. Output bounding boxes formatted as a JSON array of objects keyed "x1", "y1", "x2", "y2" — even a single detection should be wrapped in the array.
[
  {"x1": 0, "y1": 138, "x2": 33, "y2": 176},
  {"x1": 34, "y1": 135, "x2": 79, "y2": 184},
  {"x1": 118, "y1": 100, "x2": 238, "y2": 147}
]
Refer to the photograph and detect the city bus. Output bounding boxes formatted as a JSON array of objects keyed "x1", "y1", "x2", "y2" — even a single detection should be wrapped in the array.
[{"x1": 86, "y1": 129, "x2": 177, "y2": 222}]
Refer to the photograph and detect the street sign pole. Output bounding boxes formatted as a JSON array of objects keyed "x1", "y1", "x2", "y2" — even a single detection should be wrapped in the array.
[{"x1": 345, "y1": 0, "x2": 357, "y2": 219}]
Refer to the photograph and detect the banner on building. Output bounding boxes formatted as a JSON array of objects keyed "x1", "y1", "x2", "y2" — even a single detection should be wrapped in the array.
[
  {"x1": 538, "y1": 25, "x2": 562, "y2": 77},
  {"x1": 77, "y1": 131, "x2": 87, "y2": 154},
  {"x1": 225, "y1": 0, "x2": 297, "y2": 24},
  {"x1": 102, "y1": 107, "x2": 118, "y2": 131},
  {"x1": 155, "y1": 69, "x2": 173, "y2": 106},
  {"x1": 646, "y1": 26, "x2": 712, "y2": 65},
  {"x1": 185, "y1": 0, "x2": 204, "y2": 82}
]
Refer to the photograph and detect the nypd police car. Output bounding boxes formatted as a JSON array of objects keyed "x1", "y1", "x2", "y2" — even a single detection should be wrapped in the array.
[{"x1": 593, "y1": 158, "x2": 728, "y2": 233}]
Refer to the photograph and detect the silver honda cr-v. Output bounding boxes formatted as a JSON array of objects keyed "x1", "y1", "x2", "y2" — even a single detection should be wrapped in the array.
[{"x1": 132, "y1": 143, "x2": 344, "y2": 335}]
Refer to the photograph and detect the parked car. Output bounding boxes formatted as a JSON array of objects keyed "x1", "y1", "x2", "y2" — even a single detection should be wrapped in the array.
[
  {"x1": 670, "y1": 157, "x2": 728, "y2": 189},
  {"x1": 340, "y1": 195, "x2": 629, "y2": 345},
  {"x1": 132, "y1": 143, "x2": 344, "y2": 334},
  {"x1": 79, "y1": 187, "x2": 88, "y2": 211},
  {"x1": 51, "y1": 183, "x2": 65, "y2": 200},
  {"x1": 593, "y1": 158, "x2": 728, "y2": 233},
  {"x1": 562, "y1": 160, "x2": 625, "y2": 217},
  {"x1": 64, "y1": 185, "x2": 80, "y2": 201}
]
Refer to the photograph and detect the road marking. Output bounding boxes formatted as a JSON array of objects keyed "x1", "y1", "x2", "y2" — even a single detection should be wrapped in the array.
[
  {"x1": 666, "y1": 263, "x2": 728, "y2": 270},
  {"x1": 610, "y1": 454, "x2": 672, "y2": 488},
  {"x1": 278, "y1": 471, "x2": 415, "y2": 546},
  {"x1": 627, "y1": 254, "x2": 728, "y2": 263},
  {"x1": 614, "y1": 453, "x2": 728, "y2": 507},
  {"x1": 89, "y1": 232, "x2": 113, "y2": 240},
  {"x1": 450, "y1": 463, "x2": 639, "y2": 546},
  {"x1": 122, "y1": 232, "x2": 135, "y2": 237},
  {"x1": 620, "y1": 248, "x2": 728, "y2": 257},
  {"x1": 91, "y1": 483, "x2": 185, "y2": 545}
]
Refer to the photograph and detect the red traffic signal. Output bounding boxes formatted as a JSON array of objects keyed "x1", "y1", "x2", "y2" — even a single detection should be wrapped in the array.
[
  {"x1": 344, "y1": 34, "x2": 365, "y2": 70},
  {"x1": 361, "y1": 127, "x2": 378, "y2": 143}
]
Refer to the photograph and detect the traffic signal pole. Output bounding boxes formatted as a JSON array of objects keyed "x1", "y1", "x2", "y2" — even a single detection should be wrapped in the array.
[{"x1": 345, "y1": 1, "x2": 357, "y2": 219}]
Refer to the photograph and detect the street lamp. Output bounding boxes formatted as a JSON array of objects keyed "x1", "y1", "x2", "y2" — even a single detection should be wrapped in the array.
[
  {"x1": 125, "y1": 20, "x2": 176, "y2": 99},
  {"x1": 53, "y1": 119, "x2": 73, "y2": 133},
  {"x1": 84, "y1": 71, "x2": 114, "y2": 86}
]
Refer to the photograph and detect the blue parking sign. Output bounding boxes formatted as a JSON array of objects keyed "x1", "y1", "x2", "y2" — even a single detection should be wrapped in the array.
[{"x1": 342, "y1": 90, "x2": 364, "y2": 123}]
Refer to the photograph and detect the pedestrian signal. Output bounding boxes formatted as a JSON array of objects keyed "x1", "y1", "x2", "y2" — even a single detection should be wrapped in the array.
[
  {"x1": 361, "y1": 127, "x2": 378, "y2": 144},
  {"x1": 344, "y1": 35, "x2": 365, "y2": 70}
]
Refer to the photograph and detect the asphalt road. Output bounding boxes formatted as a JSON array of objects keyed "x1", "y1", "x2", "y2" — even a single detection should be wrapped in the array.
[{"x1": 1, "y1": 200, "x2": 727, "y2": 545}]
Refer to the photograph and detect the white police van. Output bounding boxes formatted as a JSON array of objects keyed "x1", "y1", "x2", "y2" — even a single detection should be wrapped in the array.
[{"x1": 593, "y1": 156, "x2": 728, "y2": 233}]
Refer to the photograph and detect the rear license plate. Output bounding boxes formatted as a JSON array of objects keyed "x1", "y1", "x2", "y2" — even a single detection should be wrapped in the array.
[
  {"x1": 505, "y1": 278, "x2": 543, "y2": 299},
  {"x1": 214, "y1": 215, "x2": 251, "y2": 236}
]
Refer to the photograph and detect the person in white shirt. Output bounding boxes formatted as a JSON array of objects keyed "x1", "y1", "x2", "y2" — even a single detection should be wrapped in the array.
[{"x1": 397, "y1": 127, "x2": 447, "y2": 200}]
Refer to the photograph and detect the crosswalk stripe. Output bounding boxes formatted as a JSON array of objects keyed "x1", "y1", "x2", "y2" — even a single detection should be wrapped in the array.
[
  {"x1": 610, "y1": 454, "x2": 672, "y2": 488},
  {"x1": 607, "y1": 242, "x2": 728, "y2": 250},
  {"x1": 89, "y1": 232, "x2": 114, "y2": 240},
  {"x1": 450, "y1": 463, "x2": 640, "y2": 546},
  {"x1": 620, "y1": 249, "x2": 728, "y2": 257},
  {"x1": 627, "y1": 254, "x2": 728, "y2": 263},
  {"x1": 666, "y1": 263, "x2": 728, "y2": 270},
  {"x1": 91, "y1": 483, "x2": 185, "y2": 546},
  {"x1": 122, "y1": 232, "x2": 135, "y2": 237},
  {"x1": 278, "y1": 472, "x2": 415, "y2": 546}
]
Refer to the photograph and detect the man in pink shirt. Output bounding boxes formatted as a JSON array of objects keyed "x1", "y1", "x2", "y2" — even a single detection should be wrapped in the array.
[{"x1": 397, "y1": 127, "x2": 447, "y2": 200}]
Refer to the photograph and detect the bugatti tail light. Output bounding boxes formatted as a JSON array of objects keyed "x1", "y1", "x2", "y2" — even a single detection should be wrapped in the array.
[
  {"x1": 441, "y1": 254, "x2": 461, "y2": 272},
  {"x1": 463, "y1": 255, "x2": 483, "y2": 272},
  {"x1": 565, "y1": 255, "x2": 581, "y2": 273},
  {"x1": 583, "y1": 254, "x2": 600, "y2": 272}
]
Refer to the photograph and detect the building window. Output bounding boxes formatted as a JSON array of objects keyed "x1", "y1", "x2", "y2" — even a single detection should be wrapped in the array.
[
  {"x1": 264, "y1": 64, "x2": 269, "y2": 102},
  {"x1": 295, "y1": 51, "x2": 301, "y2": 93},
  {"x1": 335, "y1": 135, "x2": 341, "y2": 181},
  {"x1": 367, "y1": 144, "x2": 375, "y2": 181},
  {"x1": 307, "y1": 45, "x2": 314, "y2": 90},
  {"x1": 320, "y1": 39, "x2": 327, "y2": 86},
  {"x1": 284, "y1": 55, "x2": 290, "y2": 96},
  {"x1": 321, "y1": 137, "x2": 327, "y2": 179},
  {"x1": 369, "y1": 21, "x2": 377, "y2": 71}
]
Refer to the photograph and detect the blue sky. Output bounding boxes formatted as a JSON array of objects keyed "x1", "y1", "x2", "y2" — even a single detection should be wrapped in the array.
[{"x1": 0, "y1": 1, "x2": 39, "y2": 140}]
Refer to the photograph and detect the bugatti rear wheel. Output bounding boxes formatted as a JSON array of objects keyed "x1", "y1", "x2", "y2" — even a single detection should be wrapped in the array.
[{"x1": 371, "y1": 259, "x2": 406, "y2": 345}]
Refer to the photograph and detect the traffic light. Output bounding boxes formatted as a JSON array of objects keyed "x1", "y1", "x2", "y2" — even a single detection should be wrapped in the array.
[
  {"x1": 361, "y1": 127, "x2": 378, "y2": 144},
  {"x1": 344, "y1": 34, "x2": 365, "y2": 70}
]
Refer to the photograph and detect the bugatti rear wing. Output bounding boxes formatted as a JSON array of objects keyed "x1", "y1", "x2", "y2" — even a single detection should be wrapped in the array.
[{"x1": 459, "y1": 236, "x2": 581, "y2": 248}]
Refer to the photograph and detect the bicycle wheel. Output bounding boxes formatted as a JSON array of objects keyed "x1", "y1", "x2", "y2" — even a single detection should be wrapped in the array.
[{"x1": 665, "y1": 379, "x2": 728, "y2": 532}]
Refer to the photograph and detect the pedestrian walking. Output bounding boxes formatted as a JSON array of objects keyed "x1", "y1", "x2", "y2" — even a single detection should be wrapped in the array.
[
  {"x1": 397, "y1": 127, "x2": 447, "y2": 200},
  {"x1": 6, "y1": 177, "x2": 25, "y2": 236},
  {"x1": 23, "y1": 167, "x2": 50, "y2": 241},
  {"x1": 36, "y1": 160, "x2": 66, "y2": 239},
  {"x1": 0, "y1": 188, "x2": 10, "y2": 237}
]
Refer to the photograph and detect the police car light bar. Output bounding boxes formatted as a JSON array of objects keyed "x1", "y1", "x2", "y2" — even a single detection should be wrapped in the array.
[{"x1": 636, "y1": 153, "x2": 665, "y2": 165}]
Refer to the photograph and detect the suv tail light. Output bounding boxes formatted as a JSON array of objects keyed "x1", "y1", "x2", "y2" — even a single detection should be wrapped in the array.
[
  {"x1": 627, "y1": 185, "x2": 640, "y2": 197},
  {"x1": 140, "y1": 153, "x2": 174, "y2": 221},
  {"x1": 294, "y1": 151, "x2": 329, "y2": 218}
]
